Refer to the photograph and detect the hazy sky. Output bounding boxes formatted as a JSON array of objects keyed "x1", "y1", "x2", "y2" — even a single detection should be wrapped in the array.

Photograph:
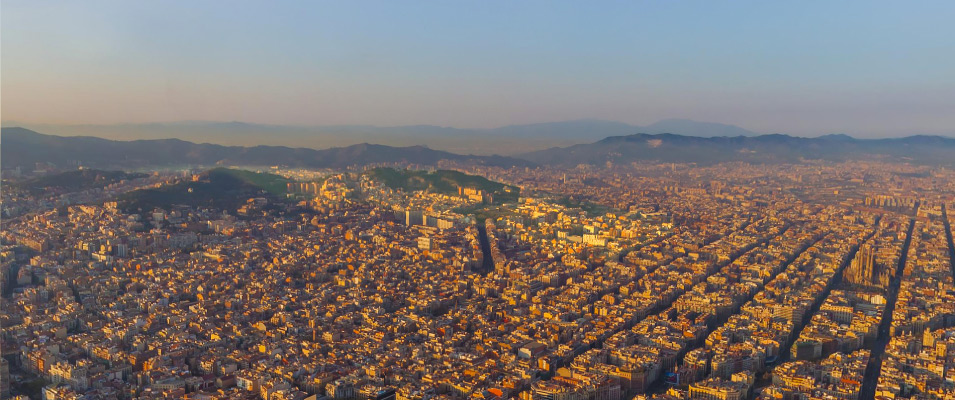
[{"x1": 2, "y1": 1, "x2": 954, "y2": 137}]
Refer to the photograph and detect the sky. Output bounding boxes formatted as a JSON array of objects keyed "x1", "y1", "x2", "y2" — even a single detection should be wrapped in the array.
[{"x1": 2, "y1": 1, "x2": 954, "y2": 137}]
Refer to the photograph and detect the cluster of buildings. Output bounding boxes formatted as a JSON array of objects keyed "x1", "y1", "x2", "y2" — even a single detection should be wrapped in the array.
[
  {"x1": 761, "y1": 350, "x2": 870, "y2": 400},
  {"x1": 876, "y1": 213, "x2": 955, "y2": 399},
  {"x1": 647, "y1": 215, "x2": 873, "y2": 400},
  {"x1": 787, "y1": 215, "x2": 911, "y2": 363},
  {"x1": 1, "y1": 162, "x2": 954, "y2": 400}
]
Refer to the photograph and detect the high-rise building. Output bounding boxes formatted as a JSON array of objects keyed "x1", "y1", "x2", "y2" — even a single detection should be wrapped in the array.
[{"x1": 404, "y1": 210, "x2": 424, "y2": 226}]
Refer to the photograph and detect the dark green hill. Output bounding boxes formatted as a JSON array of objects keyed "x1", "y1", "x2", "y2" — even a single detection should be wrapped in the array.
[
  {"x1": 115, "y1": 168, "x2": 288, "y2": 212},
  {"x1": 13, "y1": 169, "x2": 147, "y2": 194},
  {"x1": 368, "y1": 168, "x2": 519, "y2": 202}
]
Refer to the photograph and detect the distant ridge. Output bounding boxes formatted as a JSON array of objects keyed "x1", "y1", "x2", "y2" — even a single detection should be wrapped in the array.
[
  {"x1": 0, "y1": 127, "x2": 533, "y2": 170},
  {"x1": 5, "y1": 127, "x2": 954, "y2": 170},
  {"x1": 520, "y1": 132, "x2": 955, "y2": 166},
  {"x1": 0, "y1": 118, "x2": 765, "y2": 155}
]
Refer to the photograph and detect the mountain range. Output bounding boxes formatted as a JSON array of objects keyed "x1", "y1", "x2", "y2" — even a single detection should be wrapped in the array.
[
  {"x1": 0, "y1": 119, "x2": 760, "y2": 155},
  {"x1": 0, "y1": 127, "x2": 530, "y2": 170},
  {"x1": 3, "y1": 126, "x2": 955, "y2": 171}
]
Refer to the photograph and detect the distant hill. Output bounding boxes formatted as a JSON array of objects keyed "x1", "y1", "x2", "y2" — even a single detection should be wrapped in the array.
[
  {"x1": 114, "y1": 168, "x2": 288, "y2": 213},
  {"x1": 12, "y1": 169, "x2": 147, "y2": 195},
  {"x1": 0, "y1": 127, "x2": 532, "y2": 170},
  {"x1": 368, "y1": 168, "x2": 520, "y2": 202},
  {"x1": 520, "y1": 133, "x2": 955, "y2": 167}
]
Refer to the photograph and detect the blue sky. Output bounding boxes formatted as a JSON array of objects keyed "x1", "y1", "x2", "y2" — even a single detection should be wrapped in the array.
[{"x1": 2, "y1": 1, "x2": 954, "y2": 137}]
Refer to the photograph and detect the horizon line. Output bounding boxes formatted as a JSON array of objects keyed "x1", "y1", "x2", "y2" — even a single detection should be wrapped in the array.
[
  {"x1": 4, "y1": 124, "x2": 955, "y2": 142},
  {"x1": 5, "y1": 118, "x2": 952, "y2": 139}
]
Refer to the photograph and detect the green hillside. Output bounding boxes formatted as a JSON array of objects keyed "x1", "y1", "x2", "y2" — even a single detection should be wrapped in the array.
[
  {"x1": 368, "y1": 168, "x2": 519, "y2": 202},
  {"x1": 115, "y1": 168, "x2": 288, "y2": 212},
  {"x1": 13, "y1": 169, "x2": 147, "y2": 194}
]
